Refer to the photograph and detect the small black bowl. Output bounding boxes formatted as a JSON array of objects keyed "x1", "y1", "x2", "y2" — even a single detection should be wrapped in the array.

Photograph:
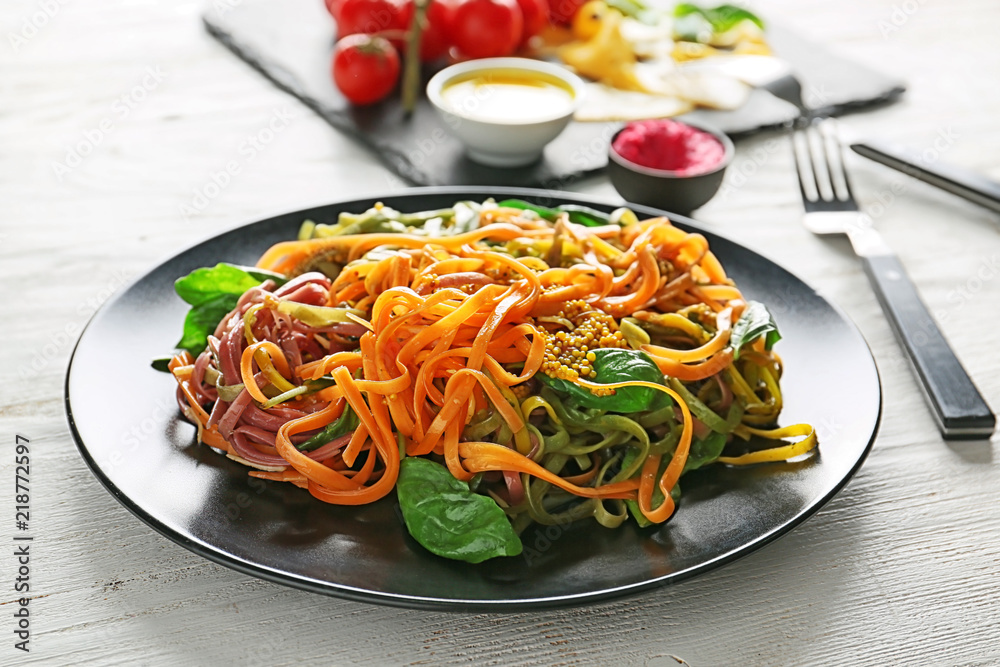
[{"x1": 607, "y1": 121, "x2": 734, "y2": 215}]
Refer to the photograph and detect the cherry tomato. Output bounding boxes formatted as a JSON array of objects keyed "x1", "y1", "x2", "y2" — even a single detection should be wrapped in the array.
[
  {"x1": 331, "y1": 34, "x2": 401, "y2": 105},
  {"x1": 324, "y1": 0, "x2": 344, "y2": 22},
  {"x1": 548, "y1": 0, "x2": 586, "y2": 24},
  {"x1": 451, "y1": 0, "x2": 523, "y2": 59},
  {"x1": 337, "y1": 0, "x2": 411, "y2": 51},
  {"x1": 515, "y1": 0, "x2": 548, "y2": 45},
  {"x1": 418, "y1": 0, "x2": 454, "y2": 62}
]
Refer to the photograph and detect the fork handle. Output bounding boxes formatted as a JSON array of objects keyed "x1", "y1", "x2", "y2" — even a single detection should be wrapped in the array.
[{"x1": 862, "y1": 254, "x2": 995, "y2": 439}]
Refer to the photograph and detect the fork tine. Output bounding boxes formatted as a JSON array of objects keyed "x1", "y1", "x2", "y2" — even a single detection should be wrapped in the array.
[
  {"x1": 792, "y1": 127, "x2": 823, "y2": 203},
  {"x1": 818, "y1": 119, "x2": 855, "y2": 202},
  {"x1": 791, "y1": 128, "x2": 819, "y2": 203},
  {"x1": 793, "y1": 119, "x2": 862, "y2": 212},
  {"x1": 806, "y1": 123, "x2": 836, "y2": 202}
]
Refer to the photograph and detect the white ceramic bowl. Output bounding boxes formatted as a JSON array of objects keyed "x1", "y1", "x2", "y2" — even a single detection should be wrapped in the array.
[{"x1": 427, "y1": 58, "x2": 586, "y2": 168}]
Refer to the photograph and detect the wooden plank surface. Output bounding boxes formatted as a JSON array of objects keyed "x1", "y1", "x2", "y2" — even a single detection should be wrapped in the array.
[{"x1": 2, "y1": 0, "x2": 999, "y2": 664}]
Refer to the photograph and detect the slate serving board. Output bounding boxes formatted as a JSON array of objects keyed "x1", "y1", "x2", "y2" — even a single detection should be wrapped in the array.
[{"x1": 203, "y1": 0, "x2": 905, "y2": 187}]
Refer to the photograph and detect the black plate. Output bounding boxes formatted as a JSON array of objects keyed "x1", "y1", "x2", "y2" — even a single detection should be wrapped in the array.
[{"x1": 65, "y1": 187, "x2": 880, "y2": 611}]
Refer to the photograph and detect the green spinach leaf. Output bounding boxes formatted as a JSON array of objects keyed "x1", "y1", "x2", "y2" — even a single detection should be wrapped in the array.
[
  {"x1": 173, "y1": 263, "x2": 286, "y2": 355},
  {"x1": 683, "y1": 431, "x2": 728, "y2": 473},
  {"x1": 396, "y1": 458, "x2": 522, "y2": 563},
  {"x1": 151, "y1": 357, "x2": 173, "y2": 373},
  {"x1": 730, "y1": 300, "x2": 781, "y2": 359},
  {"x1": 174, "y1": 263, "x2": 285, "y2": 305},
  {"x1": 537, "y1": 348, "x2": 668, "y2": 413}
]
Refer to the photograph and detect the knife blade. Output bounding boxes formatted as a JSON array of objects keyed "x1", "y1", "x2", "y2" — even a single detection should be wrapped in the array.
[{"x1": 851, "y1": 140, "x2": 1000, "y2": 215}]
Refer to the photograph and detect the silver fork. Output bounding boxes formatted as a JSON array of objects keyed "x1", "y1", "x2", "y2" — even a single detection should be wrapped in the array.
[
  {"x1": 792, "y1": 118, "x2": 994, "y2": 440},
  {"x1": 760, "y1": 71, "x2": 811, "y2": 123}
]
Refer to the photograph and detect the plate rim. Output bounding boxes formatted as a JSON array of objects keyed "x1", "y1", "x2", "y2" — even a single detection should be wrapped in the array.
[{"x1": 65, "y1": 185, "x2": 882, "y2": 611}]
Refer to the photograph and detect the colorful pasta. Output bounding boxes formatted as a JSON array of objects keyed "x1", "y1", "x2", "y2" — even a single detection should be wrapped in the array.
[{"x1": 164, "y1": 199, "x2": 816, "y2": 562}]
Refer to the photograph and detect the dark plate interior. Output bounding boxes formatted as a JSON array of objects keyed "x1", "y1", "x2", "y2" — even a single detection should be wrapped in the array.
[{"x1": 65, "y1": 187, "x2": 880, "y2": 610}]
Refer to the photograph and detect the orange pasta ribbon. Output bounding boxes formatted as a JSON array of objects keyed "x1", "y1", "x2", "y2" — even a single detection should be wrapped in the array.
[{"x1": 167, "y1": 202, "x2": 809, "y2": 537}]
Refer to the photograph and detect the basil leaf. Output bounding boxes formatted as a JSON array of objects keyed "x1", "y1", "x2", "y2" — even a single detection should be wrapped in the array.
[
  {"x1": 674, "y1": 2, "x2": 764, "y2": 35},
  {"x1": 673, "y1": 2, "x2": 703, "y2": 18},
  {"x1": 298, "y1": 405, "x2": 358, "y2": 451},
  {"x1": 730, "y1": 300, "x2": 781, "y2": 359},
  {"x1": 396, "y1": 458, "x2": 522, "y2": 563},
  {"x1": 497, "y1": 199, "x2": 611, "y2": 228},
  {"x1": 537, "y1": 348, "x2": 668, "y2": 413},
  {"x1": 174, "y1": 263, "x2": 285, "y2": 306},
  {"x1": 172, "y1": 263, "x2": 286, "y2": 355},
  {"x1": 705, "y1": 4, "x2": 764, "y2": 32}
]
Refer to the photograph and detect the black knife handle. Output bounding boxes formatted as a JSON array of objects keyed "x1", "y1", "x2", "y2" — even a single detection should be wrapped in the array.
[
  {"x1": 862, "y1": 254, "x2": 995, "y2": 439},
  {"x1": 851, "y1": 141, "x2": 1000, "y2": 215}
]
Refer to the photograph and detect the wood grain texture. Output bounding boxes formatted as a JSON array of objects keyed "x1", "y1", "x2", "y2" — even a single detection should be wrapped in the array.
[{"x1": 2, "y1": 0, "x2": 999, "y2": 664}]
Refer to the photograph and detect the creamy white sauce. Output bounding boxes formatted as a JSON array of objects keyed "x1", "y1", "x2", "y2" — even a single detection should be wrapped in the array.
[{"x1": 441, "y1": 72, "x2": 575, "y2": 124}]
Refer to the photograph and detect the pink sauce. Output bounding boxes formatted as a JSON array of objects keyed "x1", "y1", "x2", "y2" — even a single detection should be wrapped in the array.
[{"x1": 612, "y1": 119, "x2": 726, "y2": 175}]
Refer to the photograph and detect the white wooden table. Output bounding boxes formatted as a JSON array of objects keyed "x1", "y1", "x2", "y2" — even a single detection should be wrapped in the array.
[{"x1": 4, "y1": 0, "x2": 1000, "y2": 664}]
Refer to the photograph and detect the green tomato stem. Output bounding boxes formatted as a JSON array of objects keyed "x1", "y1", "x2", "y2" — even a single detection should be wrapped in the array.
[{"x1": 402, "y1": 0, "x2": 429, "y2": 114}]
